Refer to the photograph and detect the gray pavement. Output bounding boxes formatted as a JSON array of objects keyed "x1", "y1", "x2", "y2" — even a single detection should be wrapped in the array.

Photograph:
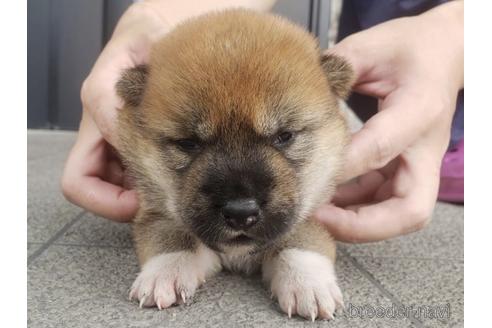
[{"x1": 27, "y1": 130, "x2": 464, "y2": 328}]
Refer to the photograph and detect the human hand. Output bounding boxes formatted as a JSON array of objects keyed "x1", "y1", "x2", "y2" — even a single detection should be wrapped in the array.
[
  {"x1": 62, "y1": 112, "x2": 139, "y2": 221},
  {"x1": 314, "y1": 1, "x2": 463, "y2": 242},
  {"x1": 62, "y1": 2, "x2": 171, "y2": 221}
]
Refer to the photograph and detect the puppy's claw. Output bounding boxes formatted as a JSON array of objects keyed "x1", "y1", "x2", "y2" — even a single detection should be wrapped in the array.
[
  {"x1": 180, "y1": 291, "x2": 186, "y2": 304},
  {"x1": 310, "y1": 311, "x2": 316, "y2": 322},
  {"x1": 287, "y1": 305, "x2": 292, "y2": 318},
  {"x1": 156, "y1": 299, "x2": 162, "y2": 310},
  {"x1": 139, "y1": 294, "x2": 147, "y2": 308}
]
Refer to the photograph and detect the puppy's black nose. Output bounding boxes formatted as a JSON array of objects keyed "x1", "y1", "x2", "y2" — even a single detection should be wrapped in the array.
[{"x1": 222, "y1": 198, "x2": 260, "y2": 230}]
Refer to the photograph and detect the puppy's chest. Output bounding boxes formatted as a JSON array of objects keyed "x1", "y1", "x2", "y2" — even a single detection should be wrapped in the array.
[{"x1": 218, "y1": 247, "x2": 264, "y2": 274}]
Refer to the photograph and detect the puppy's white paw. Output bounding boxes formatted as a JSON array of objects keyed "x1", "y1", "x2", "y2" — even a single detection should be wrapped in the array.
[
  {"x1": 263, "y1": 249, "x2": 343, "y2": 321},
  {"x1": 129, "y1": 245, "x2": 221, "y2": 309}
]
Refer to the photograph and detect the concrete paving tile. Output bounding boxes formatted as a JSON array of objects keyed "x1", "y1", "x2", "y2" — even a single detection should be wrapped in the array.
[
  {"x1": 27, "y1": 199, "x2": 81, "y2": 244},
  {"x1": 27, "y1": 130, "x2": 77, "y2": 161},
  {"x1": 28, "y1": 243, "x2": 41, "y2": 258},
  {"x1": 354, "y1": 257, "x2": 463, "y2": 328},
  {"x1": 28, "y1": 246, "x2": 139, "y2": 328},
  {"x1": 340, "y1": 202, "x2": 464, "y2": 260},
  {"x1": 27, "y1": 149, "x2": 82, "y2": 243},
  {"x1": 326, "y1": 255, "x2": 414, "y2": 328},
  {"x1": 27, "y1": 130, "x2": 84, "y2": 243},
  {"x1": 58, "y1": 213, "x2": 133, "y2": 248},
  {"x1": 27, "y1": 245, "x2": 413, "y2": 328}
]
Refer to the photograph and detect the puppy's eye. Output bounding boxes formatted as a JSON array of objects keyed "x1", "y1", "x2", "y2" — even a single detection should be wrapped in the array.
[
  {"x1": 274, "y1": 131, "x2": 294, "y2": 146},
  {"x1": 175, "y1": 139, "x2": 201, "y2": 152}
]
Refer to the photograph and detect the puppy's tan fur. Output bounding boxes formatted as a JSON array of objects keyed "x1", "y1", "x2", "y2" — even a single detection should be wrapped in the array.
[{"x1": 117, "y1": 9, "x2": 353, "y2": 320}]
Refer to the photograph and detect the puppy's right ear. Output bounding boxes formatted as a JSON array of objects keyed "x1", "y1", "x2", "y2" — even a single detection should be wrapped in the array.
[
  {"x1": 320, "y1": 54, "x2": 354, "y2": 100},
  {"x1": 116, "y1": 65, "x2": 149, "y2": 107}
]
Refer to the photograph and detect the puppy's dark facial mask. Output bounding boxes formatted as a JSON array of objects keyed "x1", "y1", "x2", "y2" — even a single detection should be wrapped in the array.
[{"x1": 117, "y1": 11, "x2": 353, "y2": 251}]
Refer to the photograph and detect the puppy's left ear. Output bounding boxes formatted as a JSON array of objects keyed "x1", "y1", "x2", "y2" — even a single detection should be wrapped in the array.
[
  {"x1": 116, "y1": 65, "x2": 149, "y2": 107},
  {"x1": 320, "y1": 54, "x2": 354, "y2": 100}
]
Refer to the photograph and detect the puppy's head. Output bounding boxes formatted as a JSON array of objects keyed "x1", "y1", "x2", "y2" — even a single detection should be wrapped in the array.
[{"x1": 117, "y1": 9, "x2": 353, "y2": 251}]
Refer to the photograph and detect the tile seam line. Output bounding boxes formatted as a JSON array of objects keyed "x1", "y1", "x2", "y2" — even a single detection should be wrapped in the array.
[
  {"x1": 43, "y1": 242, "x2": 133, "y2": 249},
  {"x1": 27, "y1": 210, "x2": 86, "y2": 266},
  {"x1": 27, "y1": 241, "x2": 462, "y2": 263},
  {"x1": 340, "y1": 248, "x2": 425, "y2": 328},
  {"x1": 339, "y1": 254, "x2": 463, "y2": 262},
  {"x1": 27, "y1": 239, "x2": 461, "y2": 260}
]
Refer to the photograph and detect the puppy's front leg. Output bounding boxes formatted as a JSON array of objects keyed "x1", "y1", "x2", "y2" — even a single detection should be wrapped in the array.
[
  {"x1": 130, "y1": 211, "x2": 221, "y2": 309},
  {"x1": 263, "y1": 220, "x2": 343, "y2": 321}
]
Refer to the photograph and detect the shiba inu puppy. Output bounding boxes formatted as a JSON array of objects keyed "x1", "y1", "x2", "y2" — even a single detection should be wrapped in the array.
[{"x1": 116, "y1": 9, "x2": 353, "y2": 321}]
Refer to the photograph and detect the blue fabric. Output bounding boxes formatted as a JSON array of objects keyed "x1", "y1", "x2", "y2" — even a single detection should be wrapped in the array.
[{"x1": 349, "y1": 0, "x2": 449, "y2": 28}]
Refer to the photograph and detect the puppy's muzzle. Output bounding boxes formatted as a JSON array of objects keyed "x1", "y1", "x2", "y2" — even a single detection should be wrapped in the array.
[{"x1": 221, "y1": 198, "x2": 260, "y2": 231}]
